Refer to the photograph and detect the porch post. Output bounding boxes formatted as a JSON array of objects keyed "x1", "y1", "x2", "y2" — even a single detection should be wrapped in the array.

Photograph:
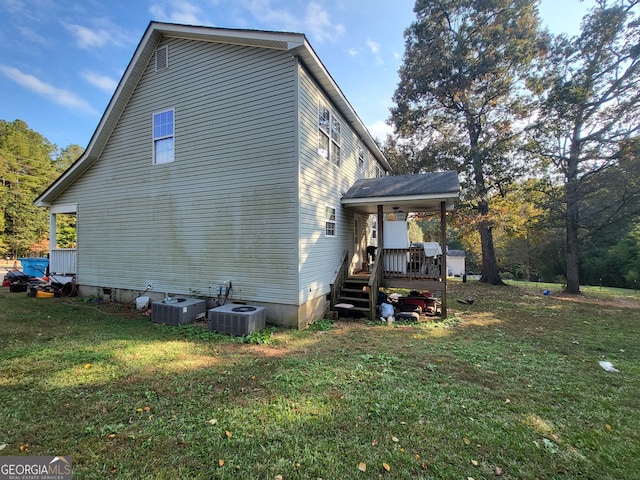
[
  {"x1": 49, "y1": 213, "x2": 56, "y2": 251},
  {"x1": 440, "y1": 201, "x2": 447, "y2": 318},
  {"x1": 377, "y1": 205, "x2": 384, "y2": 251}
]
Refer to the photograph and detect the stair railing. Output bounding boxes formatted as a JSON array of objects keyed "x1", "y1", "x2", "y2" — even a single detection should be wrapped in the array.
[{"x1": 329, "y1": 249, "x2": 349, "y2": 311}]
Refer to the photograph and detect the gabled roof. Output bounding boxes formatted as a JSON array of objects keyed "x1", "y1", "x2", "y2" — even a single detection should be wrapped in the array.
[
  {"x1": 341, "y1": 171, "x2": 460, "y2": 214},
  {"x1": 35, "y1": 22, "x2": 391, "y2": 206}
]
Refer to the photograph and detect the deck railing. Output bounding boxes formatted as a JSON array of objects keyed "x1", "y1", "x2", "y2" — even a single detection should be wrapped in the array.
[{"x1": 382, "y1": 247, "x2": 442, "y2": 280}]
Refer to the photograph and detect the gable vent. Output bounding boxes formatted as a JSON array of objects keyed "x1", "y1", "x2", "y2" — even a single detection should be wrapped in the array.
[{"x1": 155, "y1": 45, "x2": 168, "y2": 71}]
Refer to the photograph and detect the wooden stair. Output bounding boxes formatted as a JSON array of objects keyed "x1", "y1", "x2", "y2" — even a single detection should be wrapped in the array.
[{"x1": 336, "y1": 275, "x2": 371, "y2": 318}]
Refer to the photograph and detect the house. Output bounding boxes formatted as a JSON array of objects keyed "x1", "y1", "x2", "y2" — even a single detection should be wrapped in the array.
[{"x1": 35, "y1": 22, "x2": 459, "y2": 328}]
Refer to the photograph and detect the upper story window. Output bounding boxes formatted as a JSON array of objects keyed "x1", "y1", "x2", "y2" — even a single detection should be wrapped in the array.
[
  {"x1": 153, "y1": 109, "x2": 174, "y2": 164},
  {"x1": 318, "y1": 105, "x2": 341, "y2": 168},
  {"x1": 358, "y1": 142, "x2": 366, "y2": 170},
  {"x1": 325, "y1": 206, "x2": 336, "y2": 237}
]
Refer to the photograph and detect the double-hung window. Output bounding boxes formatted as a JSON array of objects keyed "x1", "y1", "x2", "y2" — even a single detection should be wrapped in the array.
[
  {"x1": 325, "y1": 206, "x2": 336, "y2": 237},
  {"x1": 153, "y1": 109, "x2": 174, "y2": 164},
  {"x1": 318, "y1": 105, "x2": 341, "y2": 167},
  {"x1": 358, "y1": 142, "x2": 366, "y2": 170}
]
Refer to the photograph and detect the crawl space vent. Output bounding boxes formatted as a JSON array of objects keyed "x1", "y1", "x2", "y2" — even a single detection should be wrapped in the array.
[
  {"x1": 155, "y1": 45, "x2": 168, "y2": 71},
  {"x1": 208, "y1": 304, "x2": 266, "y2": 336}
]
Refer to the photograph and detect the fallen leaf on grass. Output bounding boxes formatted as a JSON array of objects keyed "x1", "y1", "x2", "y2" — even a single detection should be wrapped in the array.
[
  {"x1": 358, "y1": 462, "x2": 366, "y2": 472},
  {"x1": 110, "y1": 466, "x2": 117, "y2": 474},
  {"x1": 275, "y1": 475, "x2": 283, "y2": 480},
  {"x1": 84, "y1": 363, "x2": 91, "y2": 369},
  {"x1": 371, "y1": 438, "x2": 378, "y2": 446},
  {"x1": 471, "y1": 460, "x2": 479, "y2": 466},
  {"x1": 0, "y1": 444, "x2": 6, "y2": 451},
  {"x1": 208, "y1": 418, "x2": 218, "y2": 425},
  {"x1": 143, "y1": 406, "x2": 151, "y2": 412},
  {"x1": 495, "y1": 466, "x2": 503, "y2": 475},
  {"x1": 225, "y1": 430, "x2": 232, "y2": 438},
  {"x1": 392, "y1": 436, "x2": 399, "y2": 443},
  {"x1": 218, "y1": 459, "x2": 224, "y2": 467},
  {"x1": 136, "y1": 408, "x2": 143, "y2": 413},
  {"x1": 463, "y1": 437, "x2": 471, "y2": 445},
  {"x1": 382, "y1": 462, "x2": 391, "y2": 472},
  {"x1": 605, "y1": 424, "x2": 613, "y2": 431}
]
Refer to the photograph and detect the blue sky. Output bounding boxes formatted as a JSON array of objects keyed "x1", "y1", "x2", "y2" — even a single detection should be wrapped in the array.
[{"x1": 0, "y1": 0, "x2": 592, "y2": 152}]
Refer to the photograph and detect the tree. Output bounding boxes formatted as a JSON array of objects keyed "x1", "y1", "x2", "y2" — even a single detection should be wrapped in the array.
[
  {"x1": 528, "y1": 0, "x2": 640, "y2": 293},
  {"x1": 0, "y1": 119, "x2": 57, "y2": 257},
  {"x1": 391, "y1": 0, "x2": 548, "y2": 285}
]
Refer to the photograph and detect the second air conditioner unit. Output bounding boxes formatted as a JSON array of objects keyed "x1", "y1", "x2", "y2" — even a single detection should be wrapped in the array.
[{"x1": 208, "y1": 304, "x2": 266, "y2": 336}]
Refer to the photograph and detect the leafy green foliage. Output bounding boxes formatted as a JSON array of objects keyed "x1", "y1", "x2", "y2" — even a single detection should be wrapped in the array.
[
  {"x1": 527, "y1": 0, "x2": 640, "y2": 293},
  {"x1": 391, "y1": 0, "x2": 548, "y2": 285},
  {"x1": 1, "y1": 283, "x2": 639, "y2": 478},
  {"x1": 0, "y1": 119, "x2": 83, "y2": 257}
]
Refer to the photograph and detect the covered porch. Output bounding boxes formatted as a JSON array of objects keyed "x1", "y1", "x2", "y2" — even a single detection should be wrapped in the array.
[{"x1": 332, "y1": 171, "x2": 460, "y2": 320}]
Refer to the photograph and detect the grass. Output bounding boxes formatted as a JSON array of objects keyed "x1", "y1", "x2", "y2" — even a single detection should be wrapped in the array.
[{"x1": 1, "y1": 282, "x2": 639, "y2": 479}]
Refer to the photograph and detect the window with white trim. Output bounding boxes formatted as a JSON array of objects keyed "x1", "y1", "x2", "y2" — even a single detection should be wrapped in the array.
[
  {"x1": 325, "y1": 206, "x2": 336, "y2": 237},
  {"x1": 318, "y1": 104, "x2": 341, "y2": 167},
  {"x1": 153, "y1": 109, "x2": 174, "y2": 164},
  {"x1": 358, "y1": 142, "x2": 366, "y2": 170}
]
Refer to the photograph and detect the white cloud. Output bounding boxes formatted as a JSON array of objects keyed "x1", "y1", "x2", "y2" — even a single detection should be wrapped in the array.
[
  {"x1": 82, "y1": 71, "x2": 118, "y2": 92},
  {"x1": 149, "y1": 1, "x2": 212, "y2": 25},
  {"x1": 366, "y1": 39, "x2": 380, "y2": 54},
  {"x1": 304, "y1": 2, "x2": 345, "y2": 42},
  {"x1": 366, "y1": 38, "x2": 383, "y2": 65},
  {"x1": 64, "y1": 23, "x2": 109, "y2": 49},
  {"x1": 348, "y1": 48, "x2": 359, "y2": 57},
  {"x1": 367, "y1": 120, "x2": 394, "y2": 143},
  {"x1": 63, "y1": 18, "x2": 133, "y2": 50},
  {"x1": 240, "y1": 0, "x2": 344, "y2": 43},
  {"x1": 0, "y1": 65, "x2": 97, "y2": 115}
]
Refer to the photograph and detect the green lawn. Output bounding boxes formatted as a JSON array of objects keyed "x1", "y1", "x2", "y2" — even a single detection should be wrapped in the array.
[{"x1": 1, "y1": 282, "x2": 638, "y2": 479}]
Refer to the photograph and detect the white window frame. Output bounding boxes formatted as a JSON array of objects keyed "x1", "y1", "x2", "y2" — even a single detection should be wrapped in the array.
[
  {"x1": 318, "y1": 104, "x2": 341, "y2": 168},
  {"x1": 153, "y1": 108, "x2": 175, "y2": 164},
  {"x1": 358, "y1": 142, "x2": 366, "y2": 170},
  {"x1": 325, "y1": 206, "x2": 336, "y2": 237}
]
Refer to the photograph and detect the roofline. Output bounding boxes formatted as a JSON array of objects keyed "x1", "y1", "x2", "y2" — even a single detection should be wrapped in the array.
[
  {"x1": 341, "y1": 192, "x2": 458, "y2": 212},
  {"x1": 35, "y1": 22, "x2": 391, "y2": 206}
]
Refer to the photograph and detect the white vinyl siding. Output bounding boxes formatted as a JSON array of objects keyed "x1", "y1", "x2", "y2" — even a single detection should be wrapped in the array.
[
  {"x1": 52, "y1": 38, "x2": 298, "y2": 305},
  {"x1": 298, "y1": 63, "x2": 378, "y2": 302}
]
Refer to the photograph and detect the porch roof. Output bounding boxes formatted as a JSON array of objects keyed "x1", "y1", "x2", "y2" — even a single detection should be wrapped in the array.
[{"x1": 341, "y1": 171, "x2": 460, "y2": 215}]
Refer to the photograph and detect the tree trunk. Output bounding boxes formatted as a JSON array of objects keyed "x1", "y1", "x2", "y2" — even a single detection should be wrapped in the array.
[
  {"x1": 565, "y1": 179, "x2": 581, "y2": 294},
  {"x1": 565, "y1": 128, "x2": 582, "y2": 294},
  {"x1": 478, "y1": 200, "x2": 506, "y2": 285}
]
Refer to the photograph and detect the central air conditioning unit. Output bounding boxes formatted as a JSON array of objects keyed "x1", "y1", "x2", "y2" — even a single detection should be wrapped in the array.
[
  {"x1": 151, "y1": 298, "x2": 207, "y2": 325},
  {"x1": 208, "y1": 304, "x2": 266, "y2": 336}
]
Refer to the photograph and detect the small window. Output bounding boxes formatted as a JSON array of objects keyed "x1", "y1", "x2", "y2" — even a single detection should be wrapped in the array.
[
  {"x1": 325, "y1": 206, "x2": 336, "y2": 237},
  {"x1": 156, "y1": 45, "x2": 168, "y2": 71},
  {"x1": 376, "y1": 165, "x2": 384, "y2": 178},
  {"x1": 153, "y1": 109, "x2": 174, "y2": 164},
  {"x1": 358, "y1": 142, "x2": 365, "y2": 170},
  {"x1": 318, "y1": 104, "x2": 341, "y2": 167}
]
